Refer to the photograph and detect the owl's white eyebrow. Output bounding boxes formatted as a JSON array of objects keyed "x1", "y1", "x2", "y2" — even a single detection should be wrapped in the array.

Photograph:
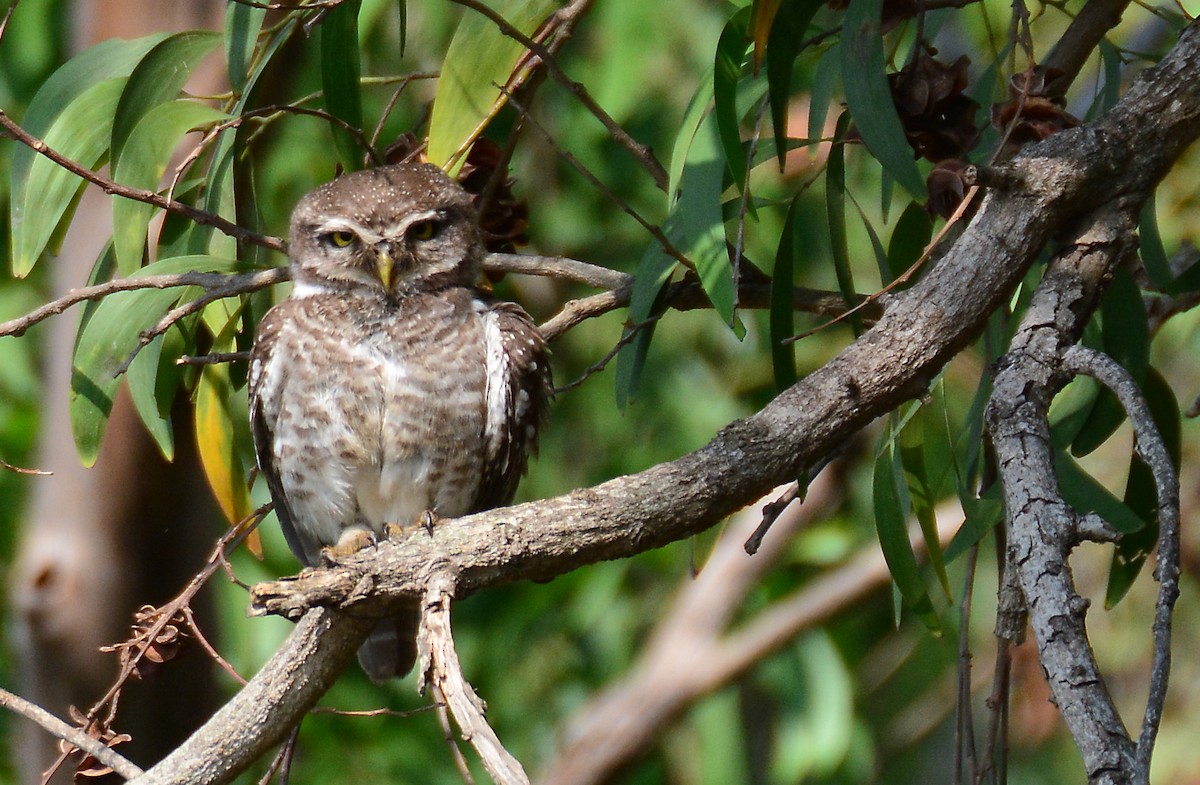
[
  {"x1": 383, "y1": 209, "x2": 444, "y2": 238},
  {"x1": 316, "y1": 217, "x2": 379, "y2": 242}
]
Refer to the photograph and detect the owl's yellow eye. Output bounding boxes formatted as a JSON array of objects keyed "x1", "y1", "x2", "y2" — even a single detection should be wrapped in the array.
[
  {"x1": 326, "y1": 230, "x2": 356, "y2": 248},
  {"x1": 407, "y1": 220, "x2": 437, "y2": 241}
]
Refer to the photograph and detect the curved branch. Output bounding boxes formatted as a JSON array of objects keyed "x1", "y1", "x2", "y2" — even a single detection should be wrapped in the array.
[{"x1": 1060, "y1": 345, "x2": 1181, "y2": 772}]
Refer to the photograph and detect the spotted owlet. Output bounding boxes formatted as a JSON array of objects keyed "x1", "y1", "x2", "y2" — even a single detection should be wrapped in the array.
[{"x1": 248, "y1": 163, "x2": 551, "y2": 681}]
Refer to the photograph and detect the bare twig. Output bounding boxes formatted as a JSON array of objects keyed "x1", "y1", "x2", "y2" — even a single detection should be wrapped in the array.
[
  {"x1": 228, "y1": 0, "x2": 344, "y2": 9},
  {"x1": 507, "y1": 94, "x2": 693, "y2": 269},
  {"x1": 0, "y1": 111, "x2": 285, "y2": 254},
  {"x1": 0, "y1": 688, "x2": 143, "y2": 781},
  {"x1": 177, "y1": 351, "x2": 252, "y2": 367},
  {"x1": 53, "y1": 506, "x2": 272, "y2": 779},
  {"x1": 417, "y1": 576, "x2": 529, "y2": 785},
  {"x1": 0, "y1": 456, "x2": 51, "y2": 475},
  {"x1": 0, "y1": 268, "x2": 287, "y2": 340},
  {"x1": 113, "y1": 272, "x2": 272, "y2": 376},
  {"x1": 552, "y1": 316, "x2": 660, "y2": 394},
  {"x1": 447, "y1": 0, "x2": 667, "y2": 190}
]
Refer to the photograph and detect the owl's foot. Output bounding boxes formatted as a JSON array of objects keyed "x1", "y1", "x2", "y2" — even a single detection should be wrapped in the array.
[
  {"x1": 384, "y1": 510, "x2": 442, "y2": 540},
  {"x1": 319, "y1": 527, "x2": 377, "y2": 566}
]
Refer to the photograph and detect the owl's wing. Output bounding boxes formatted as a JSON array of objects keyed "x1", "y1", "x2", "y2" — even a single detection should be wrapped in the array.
[
  {"x1": 247, "y1": 304, "x2": 317, "y2": 565},
  {"x1": 472, "y1": 299, "x2": 553, "y2": 512}
]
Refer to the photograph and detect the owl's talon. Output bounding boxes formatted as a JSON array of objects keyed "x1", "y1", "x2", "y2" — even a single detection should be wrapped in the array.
[
  {"x1": 319, "y1": 528, "x2": 378, "y2": 566},
  {"x1": 422, "y1": 510, "x2": 438, "y2": 534}
]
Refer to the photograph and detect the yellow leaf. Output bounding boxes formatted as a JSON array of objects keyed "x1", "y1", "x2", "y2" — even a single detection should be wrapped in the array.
[
  {"x1": 194, "y1": 357, "x2": 261, "y2": 557},
  {"x1": 750, "y1": 0, "x2": 782, "y2": 72}
]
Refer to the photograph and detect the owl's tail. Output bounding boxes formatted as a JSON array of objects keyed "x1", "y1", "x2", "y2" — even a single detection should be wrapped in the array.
[{"x1": 357, "y1": 606, "x2": 420, "y2": 682}]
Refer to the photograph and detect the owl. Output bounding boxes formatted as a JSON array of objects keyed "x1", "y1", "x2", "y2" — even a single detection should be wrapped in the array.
[{"x1": 248, "y1": 163, "x2": 551, "y2": 681}]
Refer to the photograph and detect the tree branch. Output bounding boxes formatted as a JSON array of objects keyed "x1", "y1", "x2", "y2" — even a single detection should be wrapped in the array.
[
  {"x1": 0, "y1": 688, "x2": 143, "y2": 781},
  {"x1": 417, "y1": 576, "x2": 529, "y2": 785},
  {"x1": 1060, "y1": 345, "x2": 1180, "y2": 772},
  {"x1": 0, "y1": 110, "x2": 285, "y2": 254}
]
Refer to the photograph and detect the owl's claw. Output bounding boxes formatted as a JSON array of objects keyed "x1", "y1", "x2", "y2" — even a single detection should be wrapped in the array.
[
  {"x1": 384, "y1": 510, "x2": 441, "y2": 540},
  {"x1": 319, "y1": 527, "x2": 378, "y2": 566}
]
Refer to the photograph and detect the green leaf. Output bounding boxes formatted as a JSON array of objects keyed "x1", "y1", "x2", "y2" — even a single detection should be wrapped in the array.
[
  {"x1": 1055, "y1": 451, "x2": 1144, "y2": 535},
  {"x1": 9, "y1": 34, "x2": 166, "y2": 269},
  {"x1": 112, "y1": 101, "x2": 230, "y2": 274},
  {"x1": 841, "y1": 0, "x2": 926, "y2": 199},
  {"x1": 770, "y1": 195, "x2": 801, "y2": 391},
  {"x1": 614, "y1": 244, "x2": 675, "y2": 408},
  {"x1": 320, "y1": 0, "x2": 366, "y2": 171},
  {"x1": 676, "y1": 115, "x2": 738, "y2": 330},
  {"x1": 70, "y1": 255, "x2": 242, "y2": 465},
  {"x1": 714, "y1": 7, "x2": 751, "y2": 187},
  {"x1": 12, "y1": 77, "x2": 125, "y2": 276},
  {"x1": 616, "y1": 80, "x2": 741, "y2": 405},
  {"x1": 225, "y1": 2, "x2": 267, "y2": 95},
  {"x1": 887, "y1": 201, "x2": 932, "y2": 285},
  {"x1": 1049, "y1": 375, "x2": 1101, "y2": 449},
  {"x1": 126, "y1": 325, "x2": 187, "y2": 462},
  {"x1": 765, "y1": 0, "x2": 822, "y2": 168},
  {"x1": 111, "y1": 30, "x2": 222, "y2": 164},
  {"x1": 1071, "y1": 267, "x2": 1149, "y2": 456},
  {"x1": 1105, "y1": 368, "x2": 1180, "y2": 607},
  {"x1": 899, "y1": 412, "x2": 951, "y2": 600},
  {"x1": 427, "y1": 0, "x2": 556, "y2": 172},
  {"x1": 826, "y1": 112, "x2": 862, "y2": 334},
  {"x1": 944, "y1": 486, "x2": 1002, "y2": 563},
  {"x1": 1139, "y1": 194, "x2": 1172, "y2": 290},
  {"x1": 193, "y1": 19, "x2": 296, "y2": 270},
  {"x1": 807, "y1": 43, "x2": 839, "y2": 151},
  {"x1": 873, "y1": 440, "x2": 940, "y2": 631}
]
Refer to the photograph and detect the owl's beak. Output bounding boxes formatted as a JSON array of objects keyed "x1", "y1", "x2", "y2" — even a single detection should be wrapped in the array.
[{"x1": 375, "y1": 249, "x2": 395, "y2": 291}]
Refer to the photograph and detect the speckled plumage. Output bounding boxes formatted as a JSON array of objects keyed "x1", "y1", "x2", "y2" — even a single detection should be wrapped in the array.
[{"x1": 248, "y1": 163, "x2": 550, "y2": 680}]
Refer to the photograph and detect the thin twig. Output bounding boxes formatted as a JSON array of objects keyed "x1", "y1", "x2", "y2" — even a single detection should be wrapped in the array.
[
  {"x1": 0, "y1": 688, "x2": 143, "y2": 781},
  {"x1": 177, "y1": 351, "x2": 252, "y2": 367},
  {"x1": 44, "y1": 506, "x2": 273, "y2": 781},
  {"x1": 505, "y1": 93, "x2": 694, "y2": 270},
  {"x1": 229, "y1": 0, "x2": 344, "y2": 8},
  {"x1": 0, "y1": 456, "x2": 51, "y2": 475},
  {"x1": 0, "y1": 268, "x2": 287, "y2": 340},
  {"x1": 553, "y1": 316, "x2": 661, "y2": 394},
  {"x1": 433, "y1": 695, "x2": 476, "y2": 785},
  {"x1": 0, "y1": 110, "x2": 285, "y2": 254},
  {"x1": 114, "y1": 270, "x2": 283, "y2": 377},
  {"x1": 447, "y1": 0, "x2": 667, "y2": 190},
  {"x1": 955, "y1": 544, "x2": 979, "y2": 785},
  {"x1": 0, "y1": 0, "x2": 20, "y2": 46}
]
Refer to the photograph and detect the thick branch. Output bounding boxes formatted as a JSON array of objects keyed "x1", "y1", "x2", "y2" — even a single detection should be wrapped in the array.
[{"x1": 127, "y1": 608, "x2": 372, "y2": 785}]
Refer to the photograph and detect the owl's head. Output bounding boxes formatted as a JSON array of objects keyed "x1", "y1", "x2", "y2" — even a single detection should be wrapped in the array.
[{"x1": 288, "y1": 163, "x2": 483, "y2": 298}]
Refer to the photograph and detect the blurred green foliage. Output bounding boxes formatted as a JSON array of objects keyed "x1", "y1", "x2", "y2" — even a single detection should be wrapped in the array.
[{"x1": 2, "y1": 1, "x2": 1200, "y2": 784}]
